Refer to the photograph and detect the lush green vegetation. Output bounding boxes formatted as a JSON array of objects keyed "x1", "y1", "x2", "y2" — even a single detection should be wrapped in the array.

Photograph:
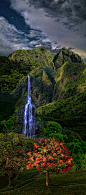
[
  {"x1": 0, "y1": 70, "x2": 24, "y2": 93},
  {"x1": 29, "y1": 65, "x2": 55, "y2": 105},
  {"x1": 0, "y1": 100, "x2": 15, "y2": 134},
  {"x1": 52, "y1": 61, "x2": 86, "y2": 101},
  {"x1": 0, "y1": 56, "x2": 24, "y2": 93},
  {"x1": 8, "y1": 47, "x2": 55, "y2": 75},
  {"x1": 36, "y1": 90, "x2": 86, "y2": 141},
  {"x1": 53, "y1": 47, "x2": 85, "y2": 70}
]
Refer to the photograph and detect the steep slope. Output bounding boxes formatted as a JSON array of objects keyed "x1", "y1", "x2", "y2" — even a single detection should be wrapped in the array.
[
  {"x1": 36, "y1": 91, "x2": 86, "y2": 141},
  {"x1": 0, "y1": 47, "x2": 55, "y2": 93},
  {"x1": 0, "y1": 55, "x2": 24, "y2": 93},
  {"x1": 30, "y1": 65, "x2": 55, "y2": 105},
  {"x1": 0, "y1": 47, "x2": 85, "y2": 94},
  {"x1": 53, "y1": 47, "x2": 85, "y2": 70},
  {"x1": 52, "y1": 61, "x2": 86, "y2": 100},
  {"x1": 0, "y1": 46, "x2": 86, "y2": 140}
]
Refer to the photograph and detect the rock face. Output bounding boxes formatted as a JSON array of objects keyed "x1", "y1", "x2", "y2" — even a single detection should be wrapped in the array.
[{"x1": 53, "y1": 47, "x2": 85, "y2": 70}]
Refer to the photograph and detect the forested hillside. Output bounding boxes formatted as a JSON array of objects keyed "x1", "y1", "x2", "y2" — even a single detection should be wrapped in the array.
[{"x1": 0, "y1": 46, "x2": 86, "y2": 142}]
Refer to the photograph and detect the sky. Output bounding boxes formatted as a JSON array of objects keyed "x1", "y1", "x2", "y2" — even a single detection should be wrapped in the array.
[{"x1": 0, "y1": 0, "x2": 86, "y2": 60}]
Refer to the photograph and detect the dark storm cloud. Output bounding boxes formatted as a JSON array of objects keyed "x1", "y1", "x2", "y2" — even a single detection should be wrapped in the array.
[
  {"x1": 28, "y1": 0, "x2": 86, "y2": 30},
  {"x1": 83, "y1": 33, "x2": 86, "y2": 37},
  {"x1": 0, "y1": 0, "x2": 86, "y2": 58},
  {"x1": 68, "y1": 47, "x2": 74, "y2": 50},
  {"x1": 10, "y1": 0, "x2": 86, "y2": 34}
]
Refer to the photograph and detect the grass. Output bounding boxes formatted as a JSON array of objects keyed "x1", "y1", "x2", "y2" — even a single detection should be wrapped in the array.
[{"x1": 0, "y1": 167, "x2": 86, "y2": 195}]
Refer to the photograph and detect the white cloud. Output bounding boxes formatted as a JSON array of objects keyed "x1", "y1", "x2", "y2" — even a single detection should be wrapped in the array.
[
  {"x1": 29, "y1": 40, "x2": 41, "y2": 46},
  {"x1": 0, "y1": 16, "x2": 23, "y2": 35},
  {"x1": 28, "y1": 30, "x2": 42, "y2": 38},
  {"x1": 10, "y1": 0, "x2": 29, "y2": 12},
  {"x1": 0, "y1": 16, "x2": 30, "y2": 56}
]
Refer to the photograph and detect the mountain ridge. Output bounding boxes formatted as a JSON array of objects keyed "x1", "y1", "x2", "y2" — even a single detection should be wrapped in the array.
[{"x1": 0, "y1": 46, "x2": 86, "y2": 141}]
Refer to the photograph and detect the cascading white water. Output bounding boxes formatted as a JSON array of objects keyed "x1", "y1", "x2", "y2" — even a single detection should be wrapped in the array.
[{"x1": 23, "y1": 75, "x2": 36, "y2": 139}]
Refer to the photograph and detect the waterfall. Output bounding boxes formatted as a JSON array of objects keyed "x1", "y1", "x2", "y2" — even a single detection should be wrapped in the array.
[{"x1": 23, "y1": 75, "x2": 36, "y2": 139}]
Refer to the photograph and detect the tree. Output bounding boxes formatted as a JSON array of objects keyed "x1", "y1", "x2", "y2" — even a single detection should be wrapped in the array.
[
  {"x1": 0, "y1": 132, "x2": 36, "y2": 187},
  {"x1": 25, "y1": 137, "x2": 74, "y2": 186},
  {"x1": 0, "y1": 147, "x2": 28, "y2": 187},
  {"x1": 44, "y1": 121, "x2": 62, "y2": 137},
  {"x1": 1, "y1": 118, "x2": 14, "y2": 135}
]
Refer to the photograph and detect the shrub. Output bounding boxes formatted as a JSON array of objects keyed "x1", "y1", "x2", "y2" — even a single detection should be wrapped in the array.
[{"x1": 44, "y1": 121, "x2": 62, "y2": 137}]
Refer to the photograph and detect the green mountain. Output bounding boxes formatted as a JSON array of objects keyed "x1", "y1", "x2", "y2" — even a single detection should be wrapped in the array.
[
  {"x1": 53, "y1": 47, "x2": 84, "y2": 70},
  {"x1": 8, "y1": 47, "x2": 55, "y2": 75},
  {"x1": 0, "y1": 47, "x2": 86, "y2": 141},
  {"x1": 52, "y1": 61, "x2": 86, "y2": 101}
]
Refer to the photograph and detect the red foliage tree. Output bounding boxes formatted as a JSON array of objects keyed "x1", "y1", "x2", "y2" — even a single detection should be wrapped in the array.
[{"x1": 25, "y1": 137, "x2": 74, "y2": 186}]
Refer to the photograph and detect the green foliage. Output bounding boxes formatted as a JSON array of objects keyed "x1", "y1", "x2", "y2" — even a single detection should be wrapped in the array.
[
  {"x1": 0, "y1": 56, "x2": 13, "y2": 76},
  {"x1": 0, "y1": 70, "x2": 24, "y2": 93},
  {"x1": 11, "y1": 76, "x2": 27, "y2": 102},
  {"x1": 65, "y1": 140, "x2": 86, "y2": 170},
  {"x1": 8, "y1": 47, "x2": 55, "y2": 75},
  {"x1": 7, "y1": 132, "x2": 15, "y2": 142},
  {"x1": 0, "y1": 101, "x2": 15, "y2": 121},
  {"x1": 0, "y1": 116, "x2": 15, "y2": 135},
  {"x1": 30, "y1": 94, "x2": 39, "y2": 107},
  {"x1": 62, "y1": 130, "x2": 82, "y2": 143},
  {"x1": 25, "y1": 138, "x2": 35, "y2": 152},
  {"x1": 0, "y1": 133, "x2": 36, "y2": 154},
  {"x1": 35, "y1": 116, "x2": 45, "y2": 137},
  {"x1": 53, "y1": 61, "x2": 86, "y2": 101},
  {"x1": 53, "y1": 47, "x2": 85, "y2": 70},
  {"x1": 45, "y1": 132, "x2": 64, "y2": 142},
  {"x1": 0, "y1": 101, "x2": 15, "y2": 135},
  {"x1": 0, "y1": 47, "x2": 86, "y2": 144},
  {"x1": 0, "y1": 133, "x2": 6, "y2": 141},
  {"x1": 44, "y1": 121, "x2": 62, "y2": 137},
  {"x1": 36, "y1": 91, "x2": 86, "y2": 141},
  {"x1": 0, "y1": 47, "x2": 54, "y2": 94},
  {"x1": 30, "y1": 65, "x2": 55, "y2": 105},
  {"x1": 66, "y1": 141, "x2": 84, "y2": 155},
  {"x1": 63, "y1": 62, "x2": 85, "y2": 77},
  {"x1": 13, "y1": 133, "x2": 20, "y2": 146}
]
